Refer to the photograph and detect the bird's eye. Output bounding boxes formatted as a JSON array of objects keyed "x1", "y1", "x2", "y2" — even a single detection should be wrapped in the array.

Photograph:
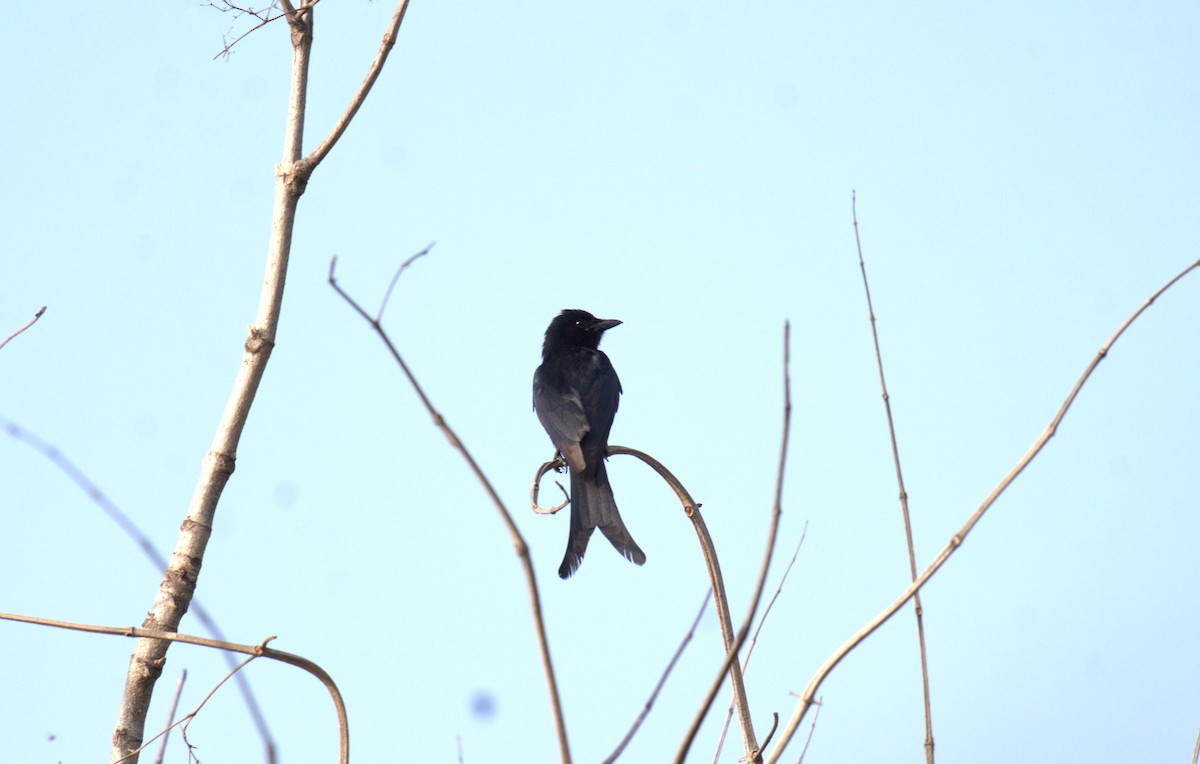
[{"x1": 575, "y1": 320, "x2": 585, "y2": 327}]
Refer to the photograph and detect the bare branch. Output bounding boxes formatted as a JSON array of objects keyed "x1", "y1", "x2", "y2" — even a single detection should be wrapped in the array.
[
  {"x1": 764, "y1": 259, "x2": 1200, "y2": 762},
  {"x1": 116, "y1": 2, "x2": 412, "y2": 755},
  {"x1": 0, "y1": 416, "x2": 277, "y2": 763},
  {"x1": 852, "y1": 191, "x2": 936, "y2": 762},
  {"x1": 2, "y1": 611, "x2": 348, "y2": 764},
  {"x1": 330, "y1": 252, "x2": 573, "y2": 764},
  {"x1": 603, "y1": 591, "x2": 711, "y2": 763},
  {"x1": 0, "y1": 306, "x2": 46, "y2": 351}
]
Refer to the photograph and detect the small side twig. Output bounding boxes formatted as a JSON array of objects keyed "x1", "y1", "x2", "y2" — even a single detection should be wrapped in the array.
[
  {"x1": 0, "y1": 306, "x2": 46, "y2": 351},
  {"x1": 852, "y1": 191, "x2": 936, "y2": 763},
  {"x1": 765, "y1": 260, "x2": 1200, "y2": 762},
  {"x1": 603, "y1": 591, "x2": 712, "y2": 764},
  {"x1": 133, "y1": 654, "x2": 260, "y2": 764}
]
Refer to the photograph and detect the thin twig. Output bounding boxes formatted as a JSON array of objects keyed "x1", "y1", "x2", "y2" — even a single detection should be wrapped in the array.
[
  {"x1": 0, "y1": 416, "x2": 278, "y2": 763},
  {"x1": 375, "y1": 243, "x2": 432, "y2": 322},
  {"x1": 0, "y1": 306, "x2": 46, "y2": 350},
  {"x1": 330, "y1": 253, "x2": 572, "y2": 764},
  {"x1": 133, "y1": 654, "x2": 260, "y2": 764},
  {"x1": 152, "y1": 670, "x2": 186, "y2": 764},
  {"x1": 1190, "y1": 728, "x2": 1200, "y2": 764},
  {"x1": 794, "y1": 698, "x2": 822, "y2": 764},
  {"x1": 764, "y1": 259, "x2": 1200, "y2": 762},
  {"x1": 679, "y1": 321, "x2": 791, "y2": 764},
  {"x1": 852, "y1": 191, "x2": 936, "y2": 763},
  {"x1": 210, "y1": 1, "x2": 291, "y2": 61},
  {"x1": 713, "y1": 524, "x2": 808, "y2": 763},
  {"x1": 603, "y1": 591, "x2": 712, "y2": 764}
]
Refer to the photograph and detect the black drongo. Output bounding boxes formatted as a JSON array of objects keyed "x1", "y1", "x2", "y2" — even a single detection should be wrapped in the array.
[{"x1": 533, "y1": 309, "x2": 646, "y2": 578}]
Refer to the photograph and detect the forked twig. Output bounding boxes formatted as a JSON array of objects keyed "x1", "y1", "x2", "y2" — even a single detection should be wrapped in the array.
[
  {"x1": 765, "y1": 259, "x2": 1200, "y2": 762},
  {"x1": 603, "y1": 591, "x2": 712, "y2": 763},
  {"x1": 852, "y1": 191, "x2": 936, "y2": 762},
  {"x1": 330, "y1": 253, "x2": 572, "y2": 764},
  {"x1": 129, "y1": 654, "x2": 261, "y2": 764}
]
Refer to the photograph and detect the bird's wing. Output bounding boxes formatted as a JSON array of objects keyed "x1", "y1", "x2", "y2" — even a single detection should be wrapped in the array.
[{"x1": 533, "y1": 372, "x2": 589, "y2": 473}]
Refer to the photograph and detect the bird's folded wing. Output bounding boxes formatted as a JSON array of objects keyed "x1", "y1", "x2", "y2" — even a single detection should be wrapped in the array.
[{"x1": 533, "y1": 382, "x2": 590, "y2": 473}]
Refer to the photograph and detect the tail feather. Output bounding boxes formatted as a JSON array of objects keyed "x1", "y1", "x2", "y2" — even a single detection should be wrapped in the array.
[{"x1": 558, "y1": 462, "x2": 646, "y2": 578}]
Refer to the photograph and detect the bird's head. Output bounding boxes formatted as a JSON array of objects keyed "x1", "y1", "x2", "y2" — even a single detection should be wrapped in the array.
[{"x1": 543, "y1": 309, "x2": 622, "y2": 352}]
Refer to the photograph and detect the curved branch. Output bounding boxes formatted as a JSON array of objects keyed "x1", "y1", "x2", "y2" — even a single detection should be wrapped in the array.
[
  {"x1": 578, "y1": 446, "x2": 758, "y2": 760},
  {"x1": 4, "y1": 611, "x2": 347, "y2": 764},
  {"x1": 765, "y1": 259, "x2": 1200, "y2": 762}
]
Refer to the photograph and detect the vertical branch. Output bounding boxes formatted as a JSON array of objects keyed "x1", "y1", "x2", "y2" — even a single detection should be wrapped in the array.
[
  {"x1": 113, "y1": 3, "x2": 412, "y2": 757},
  {"x1": 851, "y1": 192, "x2": 936, "y2": 762},
  {"x1": 111, "y1": 1, "x2": 310, "y2": 745}
]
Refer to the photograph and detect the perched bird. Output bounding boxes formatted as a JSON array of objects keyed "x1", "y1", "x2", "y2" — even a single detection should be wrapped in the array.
[{"x1": 533, "y1": 309, "x2": 646, "y2": 578}]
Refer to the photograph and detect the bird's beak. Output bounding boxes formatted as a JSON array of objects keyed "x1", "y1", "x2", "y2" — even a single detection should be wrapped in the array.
[{"x1": 593, "y1": 319, "x2": 622, "y2": 332}]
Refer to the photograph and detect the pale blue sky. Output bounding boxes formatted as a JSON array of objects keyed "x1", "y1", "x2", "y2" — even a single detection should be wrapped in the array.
[{"x1": 2, "y1": 2, "x2": 1198, "y2": 762}]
